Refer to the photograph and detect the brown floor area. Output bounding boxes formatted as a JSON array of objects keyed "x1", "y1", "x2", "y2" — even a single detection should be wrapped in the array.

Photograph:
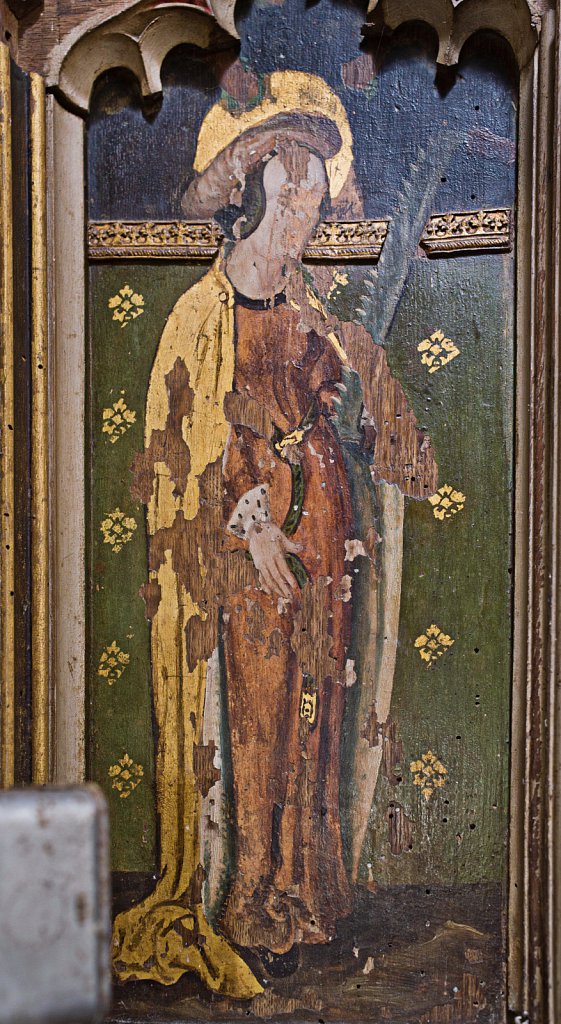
[{"x1": 109, "y1": 881, "x2": 504, "y2": 1023}]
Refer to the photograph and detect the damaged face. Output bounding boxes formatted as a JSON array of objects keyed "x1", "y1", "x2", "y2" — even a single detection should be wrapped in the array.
[{"x1": 256, "y1": 144, "x2": 328, "y2": 259}]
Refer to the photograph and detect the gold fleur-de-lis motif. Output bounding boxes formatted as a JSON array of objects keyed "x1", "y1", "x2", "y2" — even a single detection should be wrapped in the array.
[
  {"x1": 97, "y1": 641, "x2": 130, "y2": 684},
  {"x1": 100, "y1": 508, "x2": 137, "y2": 553},
  {"x1": 108, "y1": 284, "x2": 145, "y2": 328},
  {"x1": 108, "y1": 754, "x2": 144, "y2": 799},
  {"x1": 414, "y1": 624, "x2": 455, "y2": 664},
  {"x1": 418, "y1": 329, "x2": 460, "y2": 373},
  {"x1": 410, "y1": 750, "x2": 447, "y2": 801},
  {"x1": 428, "y1": 483, "x2": 466, "y2": 520},
  {"x1": 102, "y1": 396, "x2": 136, "y2": 444}
]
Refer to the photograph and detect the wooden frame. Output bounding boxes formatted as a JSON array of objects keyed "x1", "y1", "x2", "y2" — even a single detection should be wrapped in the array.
[
  {"x1": 1, "y1": 0, "x2": 560, "y2": 1019},
  {"x1": 0, "y1": 43, "x2": 15, "y2": 788},
  {"x1": 0, "y1": 47, "x2": 50, "y2": 787}
]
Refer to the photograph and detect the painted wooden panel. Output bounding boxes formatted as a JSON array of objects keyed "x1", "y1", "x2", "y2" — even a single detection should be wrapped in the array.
[{"x1": 86, "y1": 2, "x2": 517, "y2": 1018}]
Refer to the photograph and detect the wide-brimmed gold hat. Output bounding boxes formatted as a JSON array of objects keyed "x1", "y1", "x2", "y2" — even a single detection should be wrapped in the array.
[{"x1": 183, "y1": 71, "x2": 354, "y2": 218}]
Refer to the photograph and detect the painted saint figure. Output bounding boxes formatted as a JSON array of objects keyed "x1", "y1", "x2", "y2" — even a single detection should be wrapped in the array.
[{"x1": 113, "y1": 71, "x2": 438, "y2": 997}]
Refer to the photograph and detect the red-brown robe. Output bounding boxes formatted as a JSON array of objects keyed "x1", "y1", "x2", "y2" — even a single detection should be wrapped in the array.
[
  {"x1": 216, "y1": 292, "x2": 436, "y2": 952},
  {"x1": 125, "y1": 265, "x2": 437, "y2": 974},
  {"x1": 220, "y1": 295, "x2": 353, "y2": 952}
]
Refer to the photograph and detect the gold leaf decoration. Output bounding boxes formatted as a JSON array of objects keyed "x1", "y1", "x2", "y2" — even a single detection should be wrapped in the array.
[
  {"x1": 428, "y1": 483, "x2": 466, "y2": 520},
  {"x1": 102, "y1": 396, "x2": 136, "y2": 444},
  {"x1": 414, "y1": 624, "x2": 455, "y2": 664},
  {"x1": 108, "y1": 754, "x2": 144, "y2": 799},
  {"x1": 410, "y1": 750, "x2": 447, "y2": 801},
  {"x1": 97, "y1": 641, "x2": 130, "y2": 684},
  {"x1": 420, "y1": 208, "x2": 512, "y2": 256},
  {"x1": 418, "y1": 329, "x2": 460, "y2": 373},
  {"x1": 327, "y1": 270, "x2": 349, "y2": 301},
  {"x1": 108, "y1": 284, "x2": 145, "y2": 328},
  {"x1": 88, "y1": 218, "x2": 389, "y2": 262},
  {"x1": 300, "y1": 690, "x2": 317, "y2": 725},
  {"x1": 100, "y1": 508, "x2": 137, "y2": 553}
]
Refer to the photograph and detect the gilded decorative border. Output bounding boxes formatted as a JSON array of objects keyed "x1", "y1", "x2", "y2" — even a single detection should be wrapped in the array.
[
  {"x1": 89, "y1": 213, "x2": 513, "y2": 262},
  {"x1": 420, "y1": 208, "x2": 513, "y2": 256},
  {"x1": 88, "y1": 220, "x2": 222, "y2": 260},
  {"x1": 303, "y1": 219, "x2": 388, "y2": 261},
  {"x1": 30, "y1": 72, "x2": 50, "y2": 785},
  {"x1": 0, "y1": 44, "x2": 14, "y2": 789},
  {"x1": 87, "y1": 219, "x2": 390, "y2": 262}
]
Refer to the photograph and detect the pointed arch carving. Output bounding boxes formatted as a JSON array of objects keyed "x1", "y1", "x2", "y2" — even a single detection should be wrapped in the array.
[
  {"x1": 47, "y1": 0, "x2": 238, "y2": 114},
  {"x1": 47, "y1": 0, "x2": 540, "y2": 115},
  {"x1": 363, "y1": 0, "x2": 539, "y2": 69}
]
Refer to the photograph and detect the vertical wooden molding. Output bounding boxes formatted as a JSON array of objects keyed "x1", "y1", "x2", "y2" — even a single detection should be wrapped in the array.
[
  {"x1": 546, "y1": 6, "x2": 561, "y2": 1023},
  {"x1": 509, "y1": 45, "x2": 536, "y2": 1021},
  {"x1": 525, "y1": 9, "x2": 556, "y2": 1021},
  {"x1": 30, "y1": 71, "x2": 49, "y2": 785},
  {"x1": 49, "y1": 96, "x2": 86, "y2": 784},
  {"x1": 0, "y1": 43, "x2": 14, "y2": 789},
  {"x1": 510, "y1": 6, "x2": 561, "y2": 1023}
]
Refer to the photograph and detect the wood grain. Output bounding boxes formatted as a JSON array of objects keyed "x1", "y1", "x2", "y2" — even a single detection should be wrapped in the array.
[{"x1": 13, "y1": 0, "x2": 140, "y2": 74}]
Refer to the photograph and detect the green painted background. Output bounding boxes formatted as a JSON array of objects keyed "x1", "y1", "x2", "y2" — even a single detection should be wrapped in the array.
[
  {"x1": 358, "y1": 254, "x2": 513, "y2": 886},
  {"x1": 88, "y1": 249, "x2": 513, "y2": 883},
  {"x1": 86, "y1": 0, "x2": 516, "y2": 884},
  {"x1": 88, "y1": 265, "x2": 206, "y2": 871}
]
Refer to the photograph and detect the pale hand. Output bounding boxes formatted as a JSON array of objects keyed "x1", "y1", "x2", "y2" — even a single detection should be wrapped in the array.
[{"x1": 248, "y1": 521, "x2": 301, "y2": 600}]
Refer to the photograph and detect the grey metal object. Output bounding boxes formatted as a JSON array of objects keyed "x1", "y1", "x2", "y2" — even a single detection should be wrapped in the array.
[{"x1": 0, "y1": 785, "x2": 111, "y2": 1024}]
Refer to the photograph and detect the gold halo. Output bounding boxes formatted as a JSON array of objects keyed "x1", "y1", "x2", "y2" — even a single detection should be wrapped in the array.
[{"x1": 193, "y1": 70, "x2": 353, "y2": 199}]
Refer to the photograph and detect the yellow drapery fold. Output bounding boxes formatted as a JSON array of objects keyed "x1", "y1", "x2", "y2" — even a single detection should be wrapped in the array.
[
  {"x1": 112, "y1": 263, "x2": 262, "y2": 998},
  {"x1": 144, "y1": 261, "x2": 236, "y2": 531}
]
